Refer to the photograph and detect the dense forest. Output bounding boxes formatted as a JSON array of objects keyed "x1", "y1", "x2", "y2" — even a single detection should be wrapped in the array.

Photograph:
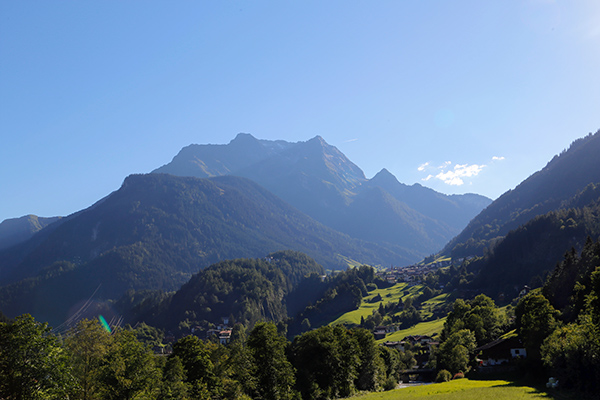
[{"x1": 0, "y1": 315, "x2": 415, "y2": 400}]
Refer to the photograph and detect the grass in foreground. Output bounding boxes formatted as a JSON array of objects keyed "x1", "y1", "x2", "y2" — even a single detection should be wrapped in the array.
[{"x1": 350, "y1": 378, "x2": 552, "y2": 400}]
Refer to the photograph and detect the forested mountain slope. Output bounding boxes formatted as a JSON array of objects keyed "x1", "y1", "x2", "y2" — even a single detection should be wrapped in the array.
[
  {"x1": 447, "y1": 182, "x2": 600, "y2": 301},
  {"x1": 444, "y1": 129, "x2": 600, "y2": 258},
  {"x1": 0, "y1": 174, "x2": 413, "y2": 325}
]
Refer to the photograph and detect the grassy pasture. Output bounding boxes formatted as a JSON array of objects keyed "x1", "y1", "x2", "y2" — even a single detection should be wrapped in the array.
[
  {"x1": 331, "y1": 283, "x2": 453, "y2": 343},
  {"x1": 377, "y1": 317, "x2": 446, "y2": 343},
  {"x1": 420, "y1": 292, "x2": 452, "y2": 319},
  {"x1": 331, "y1": 282, "x2": 424, "y2": 326},
  {"x1": 349, "y1": 379, "x2": 553, "y2": 400}
]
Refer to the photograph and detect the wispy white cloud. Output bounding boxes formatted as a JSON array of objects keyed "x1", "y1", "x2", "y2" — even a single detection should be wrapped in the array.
[
  {"x1": 343, "y1": 138, "x2": 359, "y2": 143},
  {"x1": 419, "y1": 161, "x2": 486, "y2": 186},
  {"x1": 436, "y1": 164, "x2": 486, "y2": 185},
  {"x1": 492, "y1": 156, "x2": 505, "y2": 161}
]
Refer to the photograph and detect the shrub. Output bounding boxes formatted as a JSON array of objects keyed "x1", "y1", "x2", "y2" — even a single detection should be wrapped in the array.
[
  {"x1": 366, "y1": 283, "x2": 378, "y2": 292},
  {"x1": 453, "y1": 372, "x2": 465, "y2": 380},
  {"x1": 435, "y1": 369, "x2": 452, "y2": 383},
  {"x1": 383, "y1": 376, "x2": 397, "y2": 391}
]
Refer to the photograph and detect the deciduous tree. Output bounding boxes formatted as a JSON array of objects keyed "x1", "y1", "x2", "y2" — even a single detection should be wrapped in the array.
[{"x1": 0, "y1": 314, "x2": 73, "y2": 400}]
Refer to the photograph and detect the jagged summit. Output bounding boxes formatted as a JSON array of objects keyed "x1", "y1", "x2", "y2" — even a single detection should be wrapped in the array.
[
  {"x1": 307, "y1": 135, "x2": 326, "y2": 144},
  {"x1": 370, "y1": 168, "x2": 402, "y2": 187},
  {"x1": 151, "y1": 133, "x2": 490, "y2": 259}
]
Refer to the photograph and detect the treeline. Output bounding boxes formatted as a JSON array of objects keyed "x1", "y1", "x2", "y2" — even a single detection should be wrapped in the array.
[
  {"x1": 515, "y1": 237, "x2": 600, "y2": 391},
  {"x1": 0, "y1": 315, "x2": 414, "y2": 400},
  {"x1": 144, "y1": 250, "x2": 325, "y2": 331}
]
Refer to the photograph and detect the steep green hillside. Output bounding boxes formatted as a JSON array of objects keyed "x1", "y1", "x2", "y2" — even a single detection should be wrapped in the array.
[
  {"x1": 446, "y1": 183, "x2": 600, "y2": 301},
  {"x1": 378, "y1": 318, "x2": 447, "y2": 343},
  {"x1": 331, "y1": 282, "x2": 425, "y2": 326},
  {"x1": 135, "y1": 250, "x2": 325, "y2": 330}
]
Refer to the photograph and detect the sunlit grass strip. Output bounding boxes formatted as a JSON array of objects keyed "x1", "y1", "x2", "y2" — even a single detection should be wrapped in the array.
[
  {"x1": 420, "y1": 292, "x2": 453, "y2": 319},
  {"x1": 418, "y1": 255, "x2": 452, "y2": 266},
  {"x1": 336, "y1": 254, "x2": 365, "y2": 269},
  {"x1": 349, "y1": 379, "x2": 552, "y2": 399},
  {"x1": 377, "y1": 317, "x2": 446, "y2": 343}
]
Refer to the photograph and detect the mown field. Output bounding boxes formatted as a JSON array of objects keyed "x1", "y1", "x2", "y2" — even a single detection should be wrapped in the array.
[{"x1": 349, "y1": 379, "x2": 554, "y2": 400}]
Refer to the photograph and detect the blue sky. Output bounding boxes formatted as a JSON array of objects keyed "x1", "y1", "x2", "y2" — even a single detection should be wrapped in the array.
[{"x1": 1, "y1": 1, "x2": 599, "y2": 223}]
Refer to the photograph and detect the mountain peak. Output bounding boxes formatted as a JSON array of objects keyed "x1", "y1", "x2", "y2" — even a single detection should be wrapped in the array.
[
  {"x1": 371, "y1": 168, "x2": 401, "y2": 187},
  {"x1": 307, "y1": 135, "x2": 327, "y2": 146},
  {"x1": 373, "y1": 168, "x2": 397, "y2": 180},
  {"x1": 229, "y1": 132, "x2": 259, "y2": 146}
]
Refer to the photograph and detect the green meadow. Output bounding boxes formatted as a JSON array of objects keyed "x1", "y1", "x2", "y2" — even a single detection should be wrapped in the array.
[
  {"x1": 331, "y1": 282, "x2": 425, "y2": 326},
  {"x1": 378, "y1": 317, "x2": 446, "y2": 343},
  {"x1": 349, "y1": 379, "x2": 554, "y2": 400},
  {"x1": 331, "y1": 282, "x2": 452, "y2": 344}
]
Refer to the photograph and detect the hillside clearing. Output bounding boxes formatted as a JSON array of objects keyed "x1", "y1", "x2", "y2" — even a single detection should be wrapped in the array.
[
  {"x1": 377, "y1": 317, "x2": 446, "y2": 343},
  {"x1": 330, "y1": 282, "x2": 424, "y2": 326}
]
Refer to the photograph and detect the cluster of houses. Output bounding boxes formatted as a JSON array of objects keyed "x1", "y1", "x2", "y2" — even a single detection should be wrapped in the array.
[
  {"x1": 382, "y1": 334, "x2": 439, "y2": 368},
  {"x1": 191, "y1": 317, "x2": 233, "y2": 345},
  {"x1": 376, "y1": 261, "x2": 453, "y2": 285},
  {"x1": 381, "y1": 332, "x2": 527, "y2": 371},
  {"x1": 474, "y1": 337, "x2": 527, "y2": 368}
]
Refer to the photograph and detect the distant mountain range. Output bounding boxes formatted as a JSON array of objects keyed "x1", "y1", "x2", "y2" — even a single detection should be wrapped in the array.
[
  {"x1": 154, "y1": 133, "x2": 491, "y2": 256},
  {"x1": 2, "y1": 128, "x2": 600, "y2": 327},
  {"x1": 0, "y1": 133, "x2": 492, "y2": 325}
]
